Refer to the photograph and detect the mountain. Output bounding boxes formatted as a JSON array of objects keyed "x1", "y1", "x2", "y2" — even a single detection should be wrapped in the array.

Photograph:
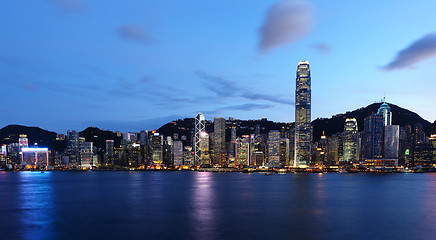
[
  {"x1": 312, "y1": 102, "x2": 432, "y2": 142},
  {"x1": 0, "y1": 124, "x2": 57, "y2": 148},
  {"x1": 79, "y1": 127, "x2": 122, "y2": 151}
]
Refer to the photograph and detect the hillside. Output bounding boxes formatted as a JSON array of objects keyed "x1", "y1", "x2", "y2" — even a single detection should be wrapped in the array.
[{"x1": 312, "y1": 102, "x2": 431, "y2": 142}]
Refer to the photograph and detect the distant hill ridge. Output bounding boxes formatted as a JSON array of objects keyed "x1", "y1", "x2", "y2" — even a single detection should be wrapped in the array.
[{"x1": 0, "y1": 103, "x2": 432, "y2": 147}]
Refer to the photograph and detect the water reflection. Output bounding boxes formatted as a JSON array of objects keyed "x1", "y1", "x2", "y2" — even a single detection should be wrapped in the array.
[
  {"x1": 190, "y1": 172, "x2": 216, "y2": 240},
  {"x1": 18, "y1": 172, "x2": 55, "y2": 240}
]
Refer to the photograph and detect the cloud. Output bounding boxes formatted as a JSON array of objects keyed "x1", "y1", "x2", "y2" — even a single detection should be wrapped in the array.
[
  {"x1": 48, "y1": 0, "x2": 87, "y2": 13},
  {"x1": 204, "y1": 103, "x2": 273, "y2": 115},
  {"x1": 139, "y1": 76, "x2": 155, "y2": 83},
  {"x1": 258, "y1": 0, "x2": 313, "y2": 53},
  {"x1": 382, "y1": 32, "x2": 436, "y2": 71},
  {"x1": 195, "y1": 71, "x2": 292, "y2": 105},
  {"x1": 311, "y1": 43, "x2": 331, "y2": 54},
  {"x1": 117, "y1": 25, "x2": 152, "y2": 44}
]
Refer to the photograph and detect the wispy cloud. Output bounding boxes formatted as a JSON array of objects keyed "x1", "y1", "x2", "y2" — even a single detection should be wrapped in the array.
[
  {"x1": 117, "y1": 25, "x2": 152, "y2": 44},
  {"x1": 204, "y1": 103, "x2": 273, "y2": 115},
  {"x1": 382, "y1": 32, "x2": 436, "y2": 71},
  {"x1": 311, "y1": 43, "x2": 331, "y2": 54},
  {"x1": 258, "y1": 0, "x2": 313, "y2": 53},
  {"x1": 195, "y1": 71, "x2": 292, "y2": 105}
]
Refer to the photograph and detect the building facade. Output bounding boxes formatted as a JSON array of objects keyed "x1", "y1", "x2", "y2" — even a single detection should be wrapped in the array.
[{"x1": 294, "y1": 60, "x2": 311, "y2": 167}]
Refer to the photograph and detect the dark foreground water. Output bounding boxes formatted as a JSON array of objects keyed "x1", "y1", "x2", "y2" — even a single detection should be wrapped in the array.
[{"x1": 1, "y1": 171, "x2": 436, "y2": 240}]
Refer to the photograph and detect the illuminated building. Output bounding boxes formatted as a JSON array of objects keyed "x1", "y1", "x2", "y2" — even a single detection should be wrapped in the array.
[
  {"x1": 280, "y1": 138, "x2": 290, "y2": 166},
  {"x1": 151, "y1": 133, "x2": 163, "y2": 164},
  {"x1": 229, "y1": 126, "x2": 237, "y2": 160},
  {"x1": 173, "y1": 141, "x2": 183, "y2": 166},
  {"x1": 213, "y1": 117, "x2": 226, "y2": 166},
  {"x1": 362, "y1": 112, "x2": 384, "y2": 159},
  {"x1": 294, "y1": 60, "x2": 311, "y2": 167},
  {"x1": 20, "y1": 147, "x2": 49, "y2": 169},
  {"x1": 106, "y1": 140, "x2": 114, "y2": 165},
  {"x1": 326, "y1": 137, "x2": 340, "y2": 165},
  {"x1": 80, "y1": 142, "x2": 94, "y2": 169},
  {"x1": 343, "y1": 118, "x2": 359, "y2": 162},
  {"x1": 378, "y1": 101, "x2": 392, "y2": 127},
  {"x1": 19, "y1": 134, "x2": 28, "y2": 149},
  {"x1": 235, "y1": 136, "x2": 250, "y2": 166},
  {"x1": 66, "y1": 130, "x2": 80, "y2": 166},
  {"x1": 200, "y1": 132, "x2": 210, "y2": 165},
  {"x1": 268, "y1": 130, "x2": 280, "y2": 166},
  {"x1": 0, "y1": 145, "x2": 6, "y2": 169},
  {"x1": 194, "y1": 112, "x2": 205, "y2": 165},
  {"x1": 384, "y1": 125, "x2": 400, "y2": 159},
  {"x1": 251, "y1": 151, "x2": 264, "y2": 167}
]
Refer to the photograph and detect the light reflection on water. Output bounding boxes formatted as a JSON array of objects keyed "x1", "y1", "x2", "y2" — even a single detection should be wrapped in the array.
[
  {"x1": 191, "y1": 172, "x2": 216, "y2": 240},
  {"x1": 1, "y1": 172, "x2": 436, "y2": 239},
  {"x1": 18, "y1": 172, "x2": 55, "y2": 240}
]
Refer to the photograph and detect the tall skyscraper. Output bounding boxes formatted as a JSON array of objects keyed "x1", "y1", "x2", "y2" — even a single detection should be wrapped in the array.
[
  {"x1": 294, "y1": 60, "x2": 311, "y2": 167},
  {"x1": 363, "y1": 113, "x2": 384, "y2": 159},
  {"x1": 213, "y1": 117, "x2": 226, "y2": 166},
  {"x1": 378, "y1": 101, "x2": 392, "y2": 127},
  {"x1": 384, "y1": 125, "x2": 400, "y2": 159},
  {"x1": 343, "y1": 118, "x2": 359, "y2": 162},
  {"x1": 268, "y1": 130, "x2": 281, "y2": 166},
  {"x1": 194, "y1": 112, "x2": 205, "y2": 165},
  {"x1": 173, "y1": 141, "x2": 183, "y2": 166}
]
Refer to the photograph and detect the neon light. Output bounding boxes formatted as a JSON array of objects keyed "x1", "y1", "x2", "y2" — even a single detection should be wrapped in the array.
[{"x1": 21, "y1": 147, "x2": 48, "y2": 152}]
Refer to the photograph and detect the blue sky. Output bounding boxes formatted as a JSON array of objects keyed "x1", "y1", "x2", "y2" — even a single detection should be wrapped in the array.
[{"x1": 1, "y1": 0, "x2": 436, "y2": 133}]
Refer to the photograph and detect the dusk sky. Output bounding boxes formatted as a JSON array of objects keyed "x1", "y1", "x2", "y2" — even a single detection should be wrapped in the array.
[{"x1": 1, "y1": 0, "x2": 436, "y2": 133}]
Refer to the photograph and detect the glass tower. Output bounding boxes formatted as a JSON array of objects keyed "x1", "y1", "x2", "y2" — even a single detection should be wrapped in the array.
[
  {"x1": 194, "y1": 112, "x2": 205, "y2": 165},
  {"x1": 294, "y1": 60, "x2": 311, "y2": 167},
  {"x1": 343, "y1": 118, "x2": 359, "y2": 162}
]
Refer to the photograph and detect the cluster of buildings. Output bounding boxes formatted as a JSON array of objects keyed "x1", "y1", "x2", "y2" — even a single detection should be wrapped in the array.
[{"x1": 1, "y1": 61, "x2": 435, "y2": 171}]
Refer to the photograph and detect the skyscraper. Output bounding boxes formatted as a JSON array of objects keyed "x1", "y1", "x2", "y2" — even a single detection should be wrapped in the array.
[
  {"x1": 194, "y1": 112, "x2": 205, "y2": 165},
  {"x1": 213, "y1": 117, "x2": 226, "y2": 166},
  {"x1": 268, "y1": 130, "x2": 280, "y2": 166},
  {"x1": 343, "y1": 118, "x2": 359, "y2": 162},
  {"x1": 294, "y1": 60, "x2": 311, "y2": 167},
  {"x1": 378, "y1": 101, "x2": 392, "y2": 127},
  {"x1": 384, "y1": 125, "x2": 400, "y2": 159}
]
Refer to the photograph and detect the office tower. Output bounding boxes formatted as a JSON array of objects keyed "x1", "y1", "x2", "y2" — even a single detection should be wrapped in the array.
[
  {"x1": 268, "y1": 130, "x2": 281, "y2": 166},
  {"x1": 80, "y1": 142, "x2": 93, "y2": 169},
  {"x1": 378, "y1": 101, "x2": 392, "y2": 127},
  {"x1": 213, "y1": 117, "x2": 226, "y2": 166},
  {"x1": 194, "y1": 112, "x2": 206, "y2": 165},
  {"x1": 106, "y1": 140, "x2": 114, "y2": 165},
  {"x1": 18, "y1": 135, "x2": 28, "y2": 149},
  {"x1": 228, "y1": 126, "x2": 237, "y2": 160},
  {"x1": 294, "y1": 60, "x2": 311, "y2": 167},
  {"x1": 66, "y1": 130, "x2": 80, "y2": 166},
  {"x1": 235, "y1": 136, "x2": 250, "y2": 166},
  {"x1": 326, "y1": 137, "x2": 340, "y2": 165},
  {"x1": 384, "y1": 125, "x2": 400, "y2": 159},
  {"x1": 163, "y1": 136, "x2": 174, "y2": 167},
  {"x1": 363, "y1": 113, "x2": 384, "y2": 159},
  {"x1": 280, "y1": 138, "x2": 290, "y2": 166},
  {"x1": 343, "y1": 118, "x2": 359, "y2": 162},
  {"x1": 151, "y1": 133, "x2": 163, "y2": 164},
  {"x1": 21, "y1": 147, "x2": 49, "y2": 169},
  {"x1": 173, "y1": 141, "x2": 183, "y2": 166},
  {"x1": 200, "y1": 132, "x2": 210, "y2": 165},
  {"x1": 139, "y1": 130, "x2": 149, "y2": 144}
]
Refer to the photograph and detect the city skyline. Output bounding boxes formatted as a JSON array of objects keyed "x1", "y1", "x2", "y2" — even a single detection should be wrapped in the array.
[{"x1": 1, "y1": 0, "x2": 436, "y2": 133}]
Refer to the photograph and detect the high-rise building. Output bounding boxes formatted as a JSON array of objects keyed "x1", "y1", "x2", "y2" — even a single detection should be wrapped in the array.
[
  {"x1": 294, "y1": 60, "x2": 311, "y2": 167},
  {"x1": 66, "y1": 130, "x2": 80, "y2": 166},
  {"x1": 151, "y1": 133, "x2": 163, "y2": 164},
  {"x1": 384, "y1": 125, "x2": 400, "y2": 159},
  {"x1": 194, "y1": 112, "x2": 205, "y2": 165},
  {"x1": 378, "y1": 101, "x2": 392, "y2": 127},
  {"x1": 363, "y1": 113, "x2": 384, "y2": 159},
  {"x1": 106, "y1": 140, "x2": 114, "y2": 165},
  {"x1": 213, "y1": 117, "x2": 226, "y2": 166},
  {"x1": 343, "y1": 118, "x2": 359, "y2": 162},
  {"x1": 280, "y1": 138, "x2": 290, "y2": 166},
  {"x1": 268, "y1": 130, "x2": 281, "y2": 166},
  {"x1": 200, "y1": 132, "x2": 210, "y2": 165},
  {"x1": 173, "y1": 141, "x2": 183, "y2": 166},
  {"x1": 235, "y1": 136, "x2": 250, "y2": 166},
  {"x1": 80, "y1": 142, "x2": 94, "y2": 169}
]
